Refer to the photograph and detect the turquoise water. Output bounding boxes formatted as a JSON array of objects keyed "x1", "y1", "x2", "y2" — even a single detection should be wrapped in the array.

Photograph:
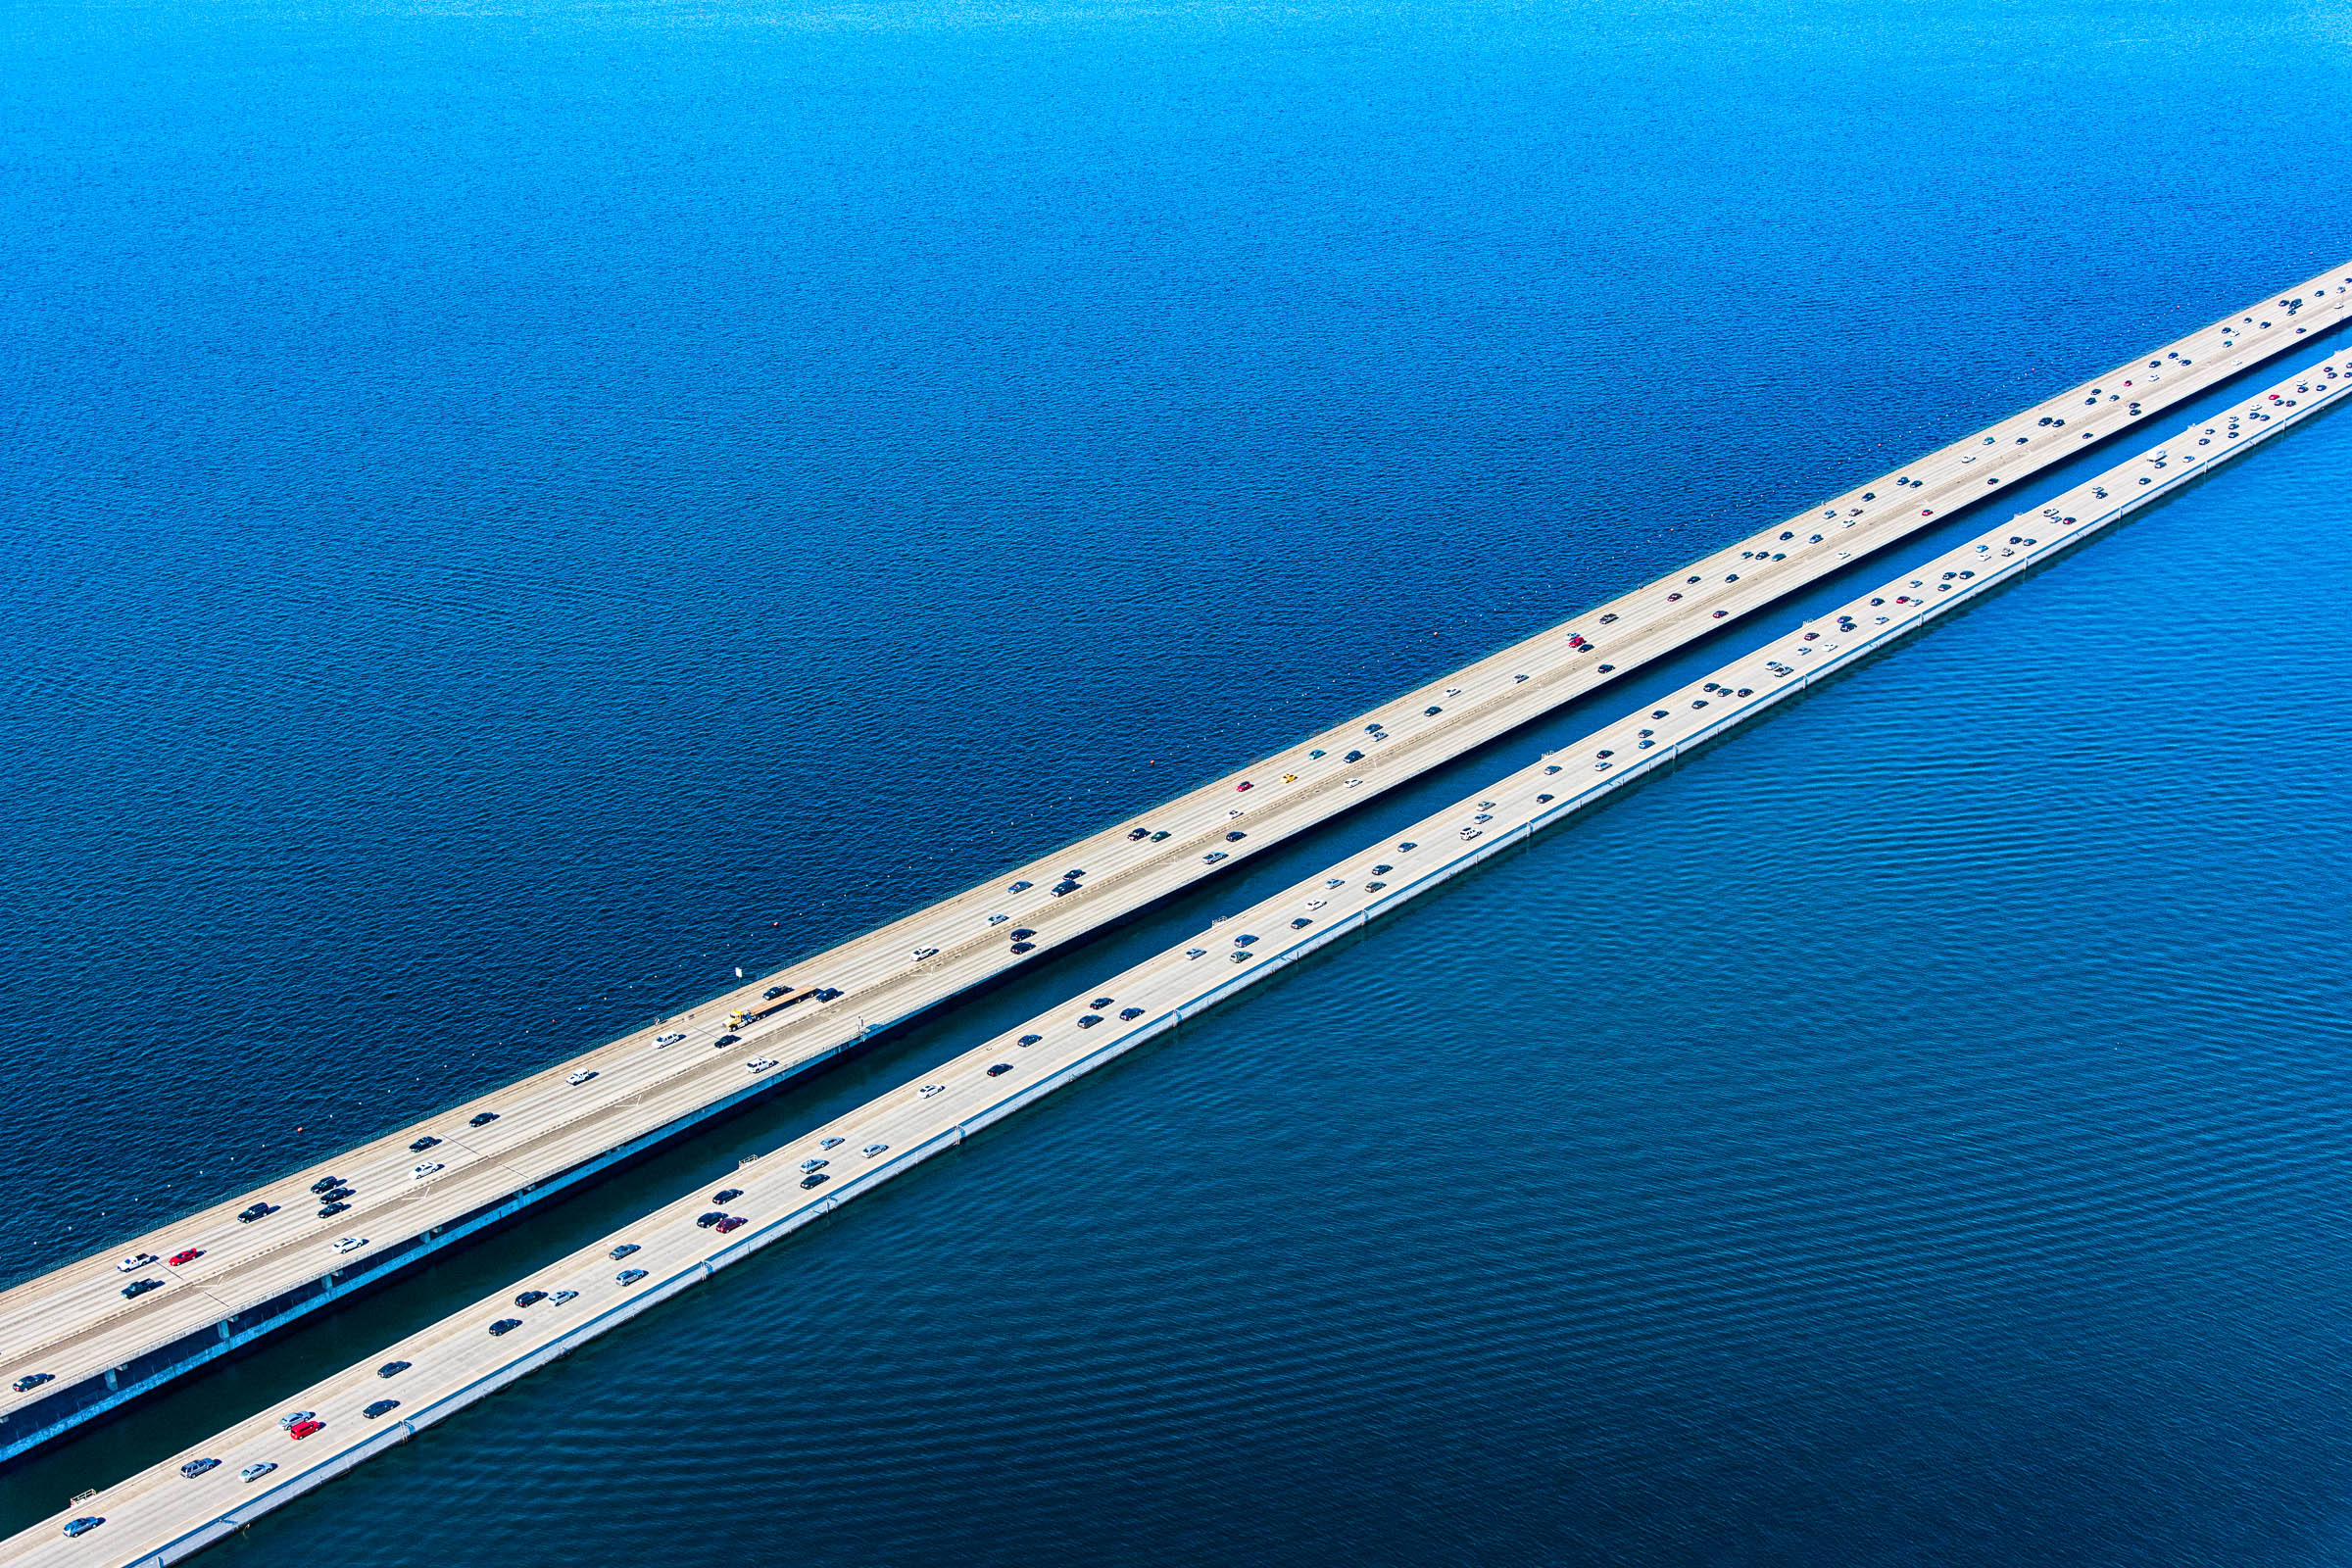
[{"x1": 3, "y1": 0, "x2": 2350, "y2": 1557}]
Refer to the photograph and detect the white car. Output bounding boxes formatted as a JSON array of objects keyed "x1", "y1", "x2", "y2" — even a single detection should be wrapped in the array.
[
  {"x1": 918, "y1": 1084, "x2": 945, "y2": 1099},
  {"x1": 1346, "y1": 777, "x2": 1364, "y2": 787},
  {"x1": 409, "y1": 1162, "x2": 443, "y2": 1181},
  {"x1": 862, "y1": 1143, "x2": 889, "y2": 1158},
  {"x1": 746, "y1": 1057, "x2": 779, "y2": 1074},
  {"x1": 1305, "y1": 899, "x2": 1326, "y2": 910},
  {"x1": 116, "y1": 1253, "x2": 157, "y2": 1273},
  {"x1": 567, "y1": 1069, "x2": 598, "y2": 1086},
  {"x1": 1460, "y1": 828, "x2": 1482, "y2": 841},
  {"x1": 911, "y1": 947, "x2": 940, "y2": 961},
  {"x1": 328, "y1": 1237, "x2": 368, "y2": 1255},
  {"x1": 655, "y1": 1032, "x2": 686, "y2": 1048},
  {"x1": 1444, "y1": 686, "x2": 1461, "y2": 697}
]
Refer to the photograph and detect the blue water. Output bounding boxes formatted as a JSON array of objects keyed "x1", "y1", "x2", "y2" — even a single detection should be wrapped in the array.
[{"x1": 5, "y1": 0, "x2": 2352, "y2": 1556}]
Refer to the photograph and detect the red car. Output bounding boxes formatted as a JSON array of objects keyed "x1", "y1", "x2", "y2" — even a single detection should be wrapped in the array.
[
  {"x1": 288, "y1": 1419, "x2": 325, "y2": 1441},
  {"x1": 713, "y1": 1216, "x2": 747, "y2": 1234},
  {"x1": 168, "y1": 1249, "x2": 203, "y2": 1267},
  {"x1": 1235, "y1": 781, "x2": 1252, "y2": 792}
]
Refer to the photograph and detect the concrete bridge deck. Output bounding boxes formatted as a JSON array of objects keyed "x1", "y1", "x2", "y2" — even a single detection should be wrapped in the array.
[
  {"x1": 1, "y1": 262, "x2": 2343, "y2": 1468},
  {"x1": 5, "y1": 346, "x2": 2340, "y2": 1566}
]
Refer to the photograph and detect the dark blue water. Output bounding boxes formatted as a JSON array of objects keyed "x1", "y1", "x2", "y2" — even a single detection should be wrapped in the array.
[{"x1": 5, "y1": 0, "x2": 2352, "y2": 1557}]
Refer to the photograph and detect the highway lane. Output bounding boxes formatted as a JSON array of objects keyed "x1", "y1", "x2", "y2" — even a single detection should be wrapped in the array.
[
  {"x1": 3, "y1": 261, "x2": 2345, "y2": 1464},
  {"x1": 6, "y1": 348, "x2": 2341, "y2": 1566}
]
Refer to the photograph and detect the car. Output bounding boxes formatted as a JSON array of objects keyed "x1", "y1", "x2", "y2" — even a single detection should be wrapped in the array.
[
  {"x1": 617, "y1": 1268, "x2": 649, "y2": 1285},
  {"x1": 747, "y1": 1057, "x2": 779, "y2": 1073},
  {"x1": 1150, "y1": 830, "x2": 1170, "y2": 842},
  {"x1": 169, "y1": 1248, "x2": 203, "y2": 1267},
  {"x1": 1010, "y1": 928, "x2": 1036, "y2": 941},
  {"x1": 695, "y1": 1211, "x2": 725, "y2": 1228},
  {"x1": 1282, "y1": 772, "x2": 1298, "y2": 782},
  {"x1": 122, "y1": 1278, "x2": 162, "y2": 1298},
  {"x1": 712, "y1": 1034, "x2": 741, "y2": 1048},
  {"x1": 1460, "y1": 828, "x2": 1482, "y2": 841},
  {"x1": 289, "y1": 1418, "x2": 325, "y2": 1440},
  {"x1": 1009, "y1": 942, "x2": 1036, "y2": 954},
  {"x1": 988, "y1": 912, "x2": 1010, "y2": 924},
  {"x1": 308, "y1": 1177, "x2": 344, "y2": 1196},
  {"x1": 278, "y1": 1409, "x2": 317, "y2": 1430},
  {"x1": 1229, "y1": 951, "x2": 1253, "y2": 964},
  {"x1": 13, "y1": 1372, "x2": 55, "y2": 1393},
  {"x1": 911, "y1": 947, "x2": 940, "y2": 960},
  {"x1": 410, "y1": 1162, "x2": 443, "y2": 1181},
  {"x1": 567, "y1": 1069, "x2": 599, "y2": 1086},
  {"x1": 330, "y1": 1235, "x2": 368, "y2": 1254},
  {"x1": 514, "y1": 1290, "x2": 548, "y2": 1308},
  {"x1": 1425, "y1": 706, "x2": 1442, "y2": 716},
  {"x1": 487, "y1": 1318, "x2": 522, "y2": 1337},
  {"x1": 1371, "y1": 863, "x2": 1392, "y2": 875},
  {"x1": 318, "y1": 1185, "x2": 355, "y2": 1203},
  {"x1": 1307, "y1": 898, "x2": 1328, "y2": 908},
  {"x1": 764, "y1": 985, "x2": 790, "y2": 1000},
  {"x1": 801, "y1": 1172, "x2": 830, "y2": 1190},
  {"x1": 1308, "y1": 749, "x2": 1327, "y2": 759},
  {"x1": 1291, "y1": 917, "x2": 1312, "y2": 929},
  {"x1": 655, "y1": 1031, "x2": 686, "y2": 1048},
  {"x1": 1008, "y1": 880, "x2": 1033, "y2": 894},
  {"x1": 610, "y1": 1243, "x2": 640, "y2": 1260},
  {"x1": 377, "y1": 1360, "x2": 411, "y2": 1379},
  {"x1": 1185, "y1": 948, "x2": 1206, "y2": 959},
  {"x1": 714, "y1": 1215, "x2": 747, "y2": 1233},
  {"x1": 862, "y1": 1143, "x2": 889, "y2": 1157},
  {"x1": 1127, "y1": 827, "x2": 1150, "y2": 841},
  {"x1": 820, "y1": 1136, "x2": 845, "y2": 1149},
  {"x1": 987, "y1": 1063, "x2": 1012, "y2": 1077},
  {"x1": 1397, "y1": 842, "x2": 1417, "y2": 852},
  {"x1": 1233, "y1": 934, "x2": 1258, "y2": 947},
  {"x1": 180, "y1": 1457, "x2": 220, "y2": 1478},
  {"x1": 364, "y1": 1399, "x2": 401, "y2": 1420},
  {"x1": 317, "y1": 1201, "x2": 350, "y2": 1219},
  {"x1": 918, "y1": 1083, "x2": 945, "y2": 1097},
  {"x1": 1472, "y1": 812, "x2": 1493, "y2": 823},
  {"x1": 552, "y1": 1291, "x2": 578, "y2": 1304},
  {"x1": 237, "y1": 1201, "x2": 277, "y2": 1223},
  {"x1": 1236, "y1": 781, "x2": 1253, "y2": 792},
  {"x1": 241, "y1": 1462, "x2": 277, "y2": 1483},
  {"x1": 469, "y1": 1111, "x2": 501, "y2": 1127},
  {"x1": 1224, "y1": 830, "x2": 1246, "y2": 842},
  {"x1": 712, "y1": 1188, "x2": 743, "y2": 1203},
  {"x1": 1051, "y1": 881, "x2": 1079, "y2": 897},
  {"x1": 117, "y1": 1252, "x2": 158, "y2": 1273},
  {"x1": 1345, "y1": 750, "x2": 1364, "y2": 762},
  {"x1": 63, "y1": 1517, "x2": 104, "y2": 1539},
  {"x1": 1364, "y1": 881, "x2": 1387, "y2": 892},
  {"x1": 1087, "y1": 994, "x2": 1115, "y2": 1007},
  {"x1": 1202, "y1": 851, "x2": 1228, "y2": 864},
  {"x1": 409, "y1": 1136, "x2": 442, "y2": 1153},
  {"x1": 1078, "y1": 1014, "x2": 1102, "y2": 1029}
]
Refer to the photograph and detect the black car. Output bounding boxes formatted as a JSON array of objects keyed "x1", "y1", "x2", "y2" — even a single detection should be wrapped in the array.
[
  {"x1": 514, "y1": 1290, "x2": 548, "y2": 1308},
  {"x1": 1291, "y1": 917, "x2": 1312, "y2": 929},
  {"x1": 13, "y1": 1372, "x2": 55, "y2": 1393},
  {"x1": 1017, "y1": 1034, "x2": 1042, "y2": 1047},
  {"x1": 1051, "y1": 881, "x2": 1079, "y2": 896},
  {"x1": 318, "y1": 1186, "x2": 354, "y2": 1204},
  {"x1": 122, "y1": 1279, "x2": 162, "y2": 1299},
  {"x1": 1425, "y1": 706, "x2": 1442, "y2": 716},
  {"x1": 711, "y1": 1189, "x2": 742, "y2": 1204},
  {"x1": 1010, "y1": 928, "x2": 1035, "y2": 941},
  {"x1": 1009, "y1": 942, "x2": 1036, "y2": 955},
  {"x1": 712, "y1": 1034, "x2": 741, "y2": 1048},
  {"x1": 610, "y1": 1243, "x2": 640, "y2": 1259},
  {"x1": 1062, "y1": 868, "x2": 1087, "y2": 879},
  {"x1": 1090, "y1": 995, "x2": 1114, "y2": 1007},
  {"x1": 310, "y1": 1176, "x2": 345, "y2": 1196},
  {"x1": 236, "y1": 1202, "x2": 276, "y2": 1224},
  {"x1": 363, "y1": 1399, "x2": 401, "y2": 1420},
  {"x1": 763, "y1": 985, "x2": 789, "y2": 1000},
  {"x1": 1127, "y1": 827, "x2": 1150, "y2": 841},
  {"x1": 1396, "y1": 842, "x2": 1417, "y2": 853},
  {"x1": 316, "y1": 1202, "x2": 350, "y2": 1219},
  {"x1": 377, "y1": 1361, "x2": 411, "y2": 1379},
  {"x1": 469, "y1": 1111, "x2": 500, "y2": 1128},
  {"x1": 800, "y1": 1172, "x2": 830, "y2": 1190},
  {"x1": 180, "y1": 1457, "x2": 220, "y2": 1478},
  {"x1": 1225, "y1": 830, "x2": 1246, "y2": 842},
  {"x1": 487, "y1": 1318, "x2": 521, "y2": 1337},
  {"x1": 695, "y1": 1211, "x2": 725, "y2": 1228},
  {"x1": 1371, "y1": 863, "x2": 1392, "y2": 875},
  {"x1": 1150, "y1": 831, "x2": 1170, "y2": 842},
  {"x1": 812, "y1": 988, "x2": 843, "y2": 1003},
  {"x1": 1119, "y1": 1007, "x2": 1145, "y2": 1021},
  {"x1": 1345, "y1": 750, "x2": 1364, "y2": 762},
  {"x1": 1077, "y1": 1014, "x2": 1102, "y2": 1029},
  {"x1": 409, "y1": 1136, "x2": 441, "y2": 1153},
  {"x1": 986, "y1": 1063, "x2": 1012, "y2": 1077}
]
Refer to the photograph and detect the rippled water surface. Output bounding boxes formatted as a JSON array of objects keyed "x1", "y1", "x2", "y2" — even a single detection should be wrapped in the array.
[{"x1": 4, "y1": 0, "x2": 2351, "y2": 1558}]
